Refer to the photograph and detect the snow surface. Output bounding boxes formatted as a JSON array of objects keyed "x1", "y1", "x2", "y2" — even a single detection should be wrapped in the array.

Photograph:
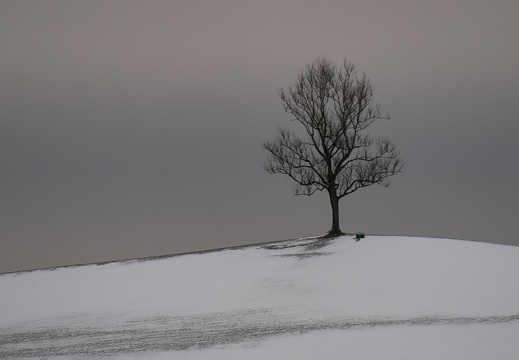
[{"x1": 1, "y1": 235, "x2": 519, "y2": 359}]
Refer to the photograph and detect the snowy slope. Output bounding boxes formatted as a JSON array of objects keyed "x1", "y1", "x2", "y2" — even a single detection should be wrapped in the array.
[{"x1": 1, "y1": 235, "x2": 519, "y2": 359}]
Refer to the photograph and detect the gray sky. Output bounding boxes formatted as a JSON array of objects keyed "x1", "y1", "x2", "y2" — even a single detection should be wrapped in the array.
[{"x1": 1, "y1": 0, "x2": 518, "y2": 273}]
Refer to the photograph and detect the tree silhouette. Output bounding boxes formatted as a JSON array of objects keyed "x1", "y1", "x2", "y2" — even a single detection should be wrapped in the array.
[{"x1": 263, "y1": 58, "x2": 402, "y2": 236}]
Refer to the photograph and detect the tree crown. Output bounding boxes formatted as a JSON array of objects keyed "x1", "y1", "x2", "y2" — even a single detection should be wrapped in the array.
[{"x1": 263, "y1": 57, "x2": 402, "y2": 198}]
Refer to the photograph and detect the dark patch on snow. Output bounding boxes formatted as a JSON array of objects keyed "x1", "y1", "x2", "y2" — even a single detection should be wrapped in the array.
[
  {"x1": 261, "y1": 237, "x2": 336, "y2": 253},
  {"x1": 274, "y1": 252, "x2": 332, "y2": 260}
]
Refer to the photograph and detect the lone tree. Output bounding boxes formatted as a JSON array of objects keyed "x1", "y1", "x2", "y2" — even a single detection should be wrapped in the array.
[{"x1": 263, "y1": 57, "x2": 402, "y2": 236}]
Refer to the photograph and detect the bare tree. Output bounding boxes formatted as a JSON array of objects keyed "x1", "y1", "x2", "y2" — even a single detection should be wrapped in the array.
[{"x1": 263, "y1": 57, "x2": 402, "y2": 236}]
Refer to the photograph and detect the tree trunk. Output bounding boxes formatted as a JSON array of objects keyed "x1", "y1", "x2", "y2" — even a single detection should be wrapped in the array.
[{"x1": 327, "y1": 190, "x2": 344, "y2": 236}]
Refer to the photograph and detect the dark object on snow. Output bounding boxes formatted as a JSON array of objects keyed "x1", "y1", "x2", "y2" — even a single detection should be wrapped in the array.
[{"x1": 355, "y1": 233, "x2": 365, "y2": 241}]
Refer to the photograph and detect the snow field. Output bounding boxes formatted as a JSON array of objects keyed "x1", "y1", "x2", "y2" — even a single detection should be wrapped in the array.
[{"x1": 1, "y1": 235, "x2": 518, "y2": 359}]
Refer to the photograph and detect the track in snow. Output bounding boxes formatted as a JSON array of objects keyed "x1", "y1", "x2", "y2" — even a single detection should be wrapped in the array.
[{"x1": 2, "y1": 310, "x2": 518, "y2": 358}]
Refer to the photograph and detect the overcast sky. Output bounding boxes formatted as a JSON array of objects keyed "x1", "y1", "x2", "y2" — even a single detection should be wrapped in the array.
[{"x1": 1, "y1": 0, "x2": 518, "y2": 273}]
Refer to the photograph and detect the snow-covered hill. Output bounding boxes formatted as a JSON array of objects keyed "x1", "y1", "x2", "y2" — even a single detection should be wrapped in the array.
[{"x1": 1, "y1": 235, "x2": 519, "y2": 359}]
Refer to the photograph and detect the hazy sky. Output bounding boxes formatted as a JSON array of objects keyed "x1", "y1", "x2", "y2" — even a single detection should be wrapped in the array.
[{"x1": 2, "y1": 0, "x2": 518, "y2": 273}]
